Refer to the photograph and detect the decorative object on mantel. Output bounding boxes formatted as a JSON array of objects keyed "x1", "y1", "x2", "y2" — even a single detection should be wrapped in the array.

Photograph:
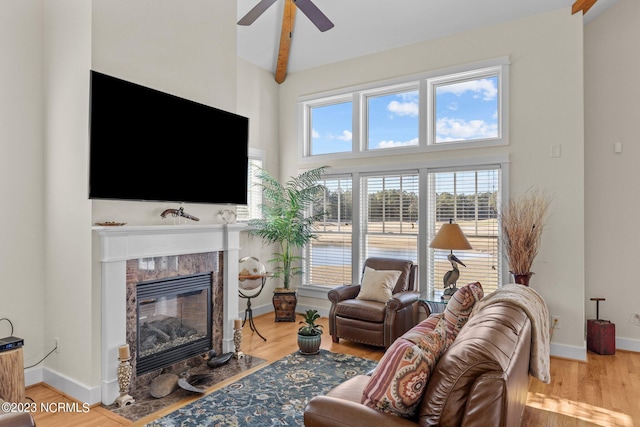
[
  {"x1": 430, "y1": 219, "x2": 472, "y2": 301},
  {"x1": 218, "y1": 209, "x2": 237, "y2": 224},
  {"x1": 160, "y1": 206, "x2": 200, "y2": 222},
  {"x1": 247, "y1": 166, "x2": 328, "y2": 321},
  {"x1": 95, "y1": 221, "x2": 127, "y2": 226},
  {"x1": 500, "y1": 189, "x2": 551, "y2": 286},
  {"x1": 115, "y1": 344, "x2": 135, "y2": 407}
]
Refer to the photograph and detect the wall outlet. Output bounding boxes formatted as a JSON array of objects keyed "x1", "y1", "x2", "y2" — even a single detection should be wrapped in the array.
[
  {"x1": 551, "y1": 316, "x2": 560, "y2": 329},
  {"x1": 54, "y1": 337, "x2": 60, "y2": 353}
]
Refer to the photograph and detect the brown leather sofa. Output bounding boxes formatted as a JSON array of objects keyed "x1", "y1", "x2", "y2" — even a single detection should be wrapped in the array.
[
  {"x1": 0, "y1": 398, "x2": 36, "y2": 427},
  {"x1": 328, "y1": 257, "x2": 420, "y2": 349},
  {"x1": 305, "y1": 299, "x2": 533, "y2": 427}
]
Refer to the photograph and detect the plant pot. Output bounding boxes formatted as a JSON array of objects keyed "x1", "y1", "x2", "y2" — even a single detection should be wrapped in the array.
[
  {"x1": 511, "y1": 272, "x2": 534, "y2": 286},
  {"x1": 273, "y1": 288, "x2": 297, "y2": 322},
  {"x1": 297, "y1": 334, "x2": 321, "y2": 355}
]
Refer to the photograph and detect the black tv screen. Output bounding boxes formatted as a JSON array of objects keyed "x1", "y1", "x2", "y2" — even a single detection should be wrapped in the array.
[{"x1": 89, "y1": 70, "x2": 248, "y2": 205}]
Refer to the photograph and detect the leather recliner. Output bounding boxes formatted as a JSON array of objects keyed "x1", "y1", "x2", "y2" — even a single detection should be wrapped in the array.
[{"x1": 328, "y1": 257, "x2": 419, "y2": 349}]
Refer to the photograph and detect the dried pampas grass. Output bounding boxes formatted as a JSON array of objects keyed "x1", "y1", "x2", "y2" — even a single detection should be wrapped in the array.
[{"x1": 501, "y1": 190, "x2": 551, "y2": 275}]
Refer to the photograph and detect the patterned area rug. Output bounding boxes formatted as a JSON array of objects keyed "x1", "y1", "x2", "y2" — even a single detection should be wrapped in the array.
[{"x1": 144, "y1": 350, "x2": 378, "y2": 426}]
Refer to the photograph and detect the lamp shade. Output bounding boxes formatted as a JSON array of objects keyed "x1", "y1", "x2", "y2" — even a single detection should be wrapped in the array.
[{"x1": 429, "y1": 222, "x2": 472, "y2": 250}]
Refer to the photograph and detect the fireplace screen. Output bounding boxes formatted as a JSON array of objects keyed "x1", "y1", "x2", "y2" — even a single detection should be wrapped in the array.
[{"x1": 136, "y1": 273, "x2": 212, "y2": 375}]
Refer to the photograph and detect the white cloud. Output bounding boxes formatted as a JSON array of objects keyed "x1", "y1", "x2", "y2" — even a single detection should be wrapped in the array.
[
  {"x1": 336, "y1": 130, "x2": 352, "y2": 141},
  {"x1": 377, "y1": 137, "x2": 419, "y2": 148},
  {"x1": 312, "y1": 129, "x2": 320, "y2": 139},
  {"x1": 387, "y1": 100, "x2": 419, "y2": 117},
  {"x1": 436, "y1": 117, "x2": 498, "y2": 141},
  {"x1": 438, "y1": 78, "x2": 497, "y2": 101}
]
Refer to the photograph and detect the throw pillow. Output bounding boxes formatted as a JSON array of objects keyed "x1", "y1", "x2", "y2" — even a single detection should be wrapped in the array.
[
  {"x1": 362, "y1": 319, "x2": 447, "y2": 418},
  {"x1": 356, "y1": 267, "x2": 402, "y2": 303},
  {"x1": 442, "y1": 281, "x2": 484, "y2": 342}
]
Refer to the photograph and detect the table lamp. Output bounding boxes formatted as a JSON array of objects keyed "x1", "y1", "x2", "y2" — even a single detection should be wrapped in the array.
[{"x1": 429, "y1": 219, "x2": 472, "y2": 300}]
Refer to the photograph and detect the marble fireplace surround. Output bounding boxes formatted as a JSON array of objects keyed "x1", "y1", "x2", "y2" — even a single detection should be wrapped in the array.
[{"x1": 94, "y1": 223, "x2": 245, "y2": 405}]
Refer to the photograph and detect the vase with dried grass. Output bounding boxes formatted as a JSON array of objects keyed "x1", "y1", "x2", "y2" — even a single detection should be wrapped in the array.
[{"x1": 500, "y1": 190, "x2": 550, "y2": 286}]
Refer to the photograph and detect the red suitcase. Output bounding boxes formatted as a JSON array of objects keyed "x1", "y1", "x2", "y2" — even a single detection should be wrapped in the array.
[
  {"x1": 587, "y1": 319, "x2": 615, "y2": 355},
  {"x1": 587, "y1": 298, "x2": 615, "y2": 355}
]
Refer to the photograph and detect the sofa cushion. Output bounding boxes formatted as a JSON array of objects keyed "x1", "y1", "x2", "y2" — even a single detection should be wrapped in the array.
[
  {"x1": 361, "y1": 316, "x2": 447, "y2": 418},
  {"x1": 356, "y1": 267, "x2": 402, "y2": 303},
  {"x1": 442, "y1": 282, "x2": 484, "y2": 342}
]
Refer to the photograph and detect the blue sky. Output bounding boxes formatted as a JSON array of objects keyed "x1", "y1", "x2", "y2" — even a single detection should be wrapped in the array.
[{"x1": 311, "y1": 76, "x2": 499, "y2": 155}]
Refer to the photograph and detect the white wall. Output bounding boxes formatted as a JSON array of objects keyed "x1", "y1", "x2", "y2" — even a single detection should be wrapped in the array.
[
  {"x1": 236, "y1": 58, "x2": 282, "y2": 315},
  {"x1": 278, "y1": 8, "x2": 588, "y2": 358},
  {"x1": 585, "y1": 0, "x2": 640, "y2": 350},
  {"x1": 91, "y1": 0, "x2": 239, "y2": 226},
  {"x1": 0, "y1": 0, "x2": 46, "y2": 370},
  {"x1": 42, "y1": 0, "x2": 94, "y2": 398}
]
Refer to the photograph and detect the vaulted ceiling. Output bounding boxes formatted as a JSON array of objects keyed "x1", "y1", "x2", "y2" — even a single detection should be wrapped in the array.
[{"x1": 237, "y1": 0, "x2": 617, "y2": 83}]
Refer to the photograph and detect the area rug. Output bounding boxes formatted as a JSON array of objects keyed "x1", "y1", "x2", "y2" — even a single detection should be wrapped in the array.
[{"x1": 144, "y1": 350, "x2": 378, "y2": 426}]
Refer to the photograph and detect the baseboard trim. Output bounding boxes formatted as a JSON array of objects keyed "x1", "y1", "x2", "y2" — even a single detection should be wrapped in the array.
[
  {"x1": 616, "y1": 337, "x2": 640, "y2": 352},
  {"x1": 550, "y1": 342, "x2": 587, "y2": 361}
]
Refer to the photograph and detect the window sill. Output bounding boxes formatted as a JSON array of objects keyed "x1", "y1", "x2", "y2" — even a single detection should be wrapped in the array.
[{"x1": 297, "y1": 284, "x2": 341, "y2": 299}]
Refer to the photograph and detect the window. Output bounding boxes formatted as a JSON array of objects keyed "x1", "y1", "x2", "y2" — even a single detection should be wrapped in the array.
[
  {"x1": 427, "y1": 168, "x2": 500, "y2": 298},
  {"x1": 299, "y1": 58, "x2": 508, "y2": 162},
  {"x1": 236, "y1": 149, "x2": 264, "y2": 221},
  {"x1": 366, "y1": 87, "x2": 419, "y2": 150},
  {"x1": 303, "y1": 163, "x2": 503, "y2": 298},
  {"x1": 360, "y1": 172, "x2": 419, "y2": 264},
  {"x1": 299, "y1": 58, "x2": 508, "y2": 298},
  {"x1": 432, "y1": 72, "x2": 500, "y2": 144},
  {"x1": 309, "y1": 99, "x2": 352, "y2": 156},
  {"x1": 306, "y1": 176, "x2": 353, "y2": 286}
]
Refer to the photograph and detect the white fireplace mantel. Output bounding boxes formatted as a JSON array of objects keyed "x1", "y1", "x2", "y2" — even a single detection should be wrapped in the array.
[{"x1": 93, "y1": 223, "x2": 246, "y2": 405}]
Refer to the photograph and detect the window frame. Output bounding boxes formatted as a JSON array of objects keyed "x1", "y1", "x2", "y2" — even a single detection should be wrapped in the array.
[
  {"x1": 297, "y1": 57, "x2": 509, "y2": 164},
  {"x1": 236, "y1": 148, "x2": 265, "y2": 222},
  {"x1": 298, "y1": 154, "x2": 510, "y2": 301}
]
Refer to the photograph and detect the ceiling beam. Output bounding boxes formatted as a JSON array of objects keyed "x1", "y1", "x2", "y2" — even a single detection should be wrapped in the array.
[
  {"x1": 275, "y1": 0, "x2": 296, "y2": 84},
  {"x1": 572, "y1": 0, "x2": 599, "y2": 15}
]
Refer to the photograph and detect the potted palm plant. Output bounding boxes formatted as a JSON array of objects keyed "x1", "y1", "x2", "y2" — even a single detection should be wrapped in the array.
[
  {"x1": 297, "y1": 309, "x2": 323, "y2": 355},
  {"x1": 248, "y1": 166, "x2": 328, "y2": 321},
  {"x1": 500, "y1": 189, "x2": 551, "y2": 286}
]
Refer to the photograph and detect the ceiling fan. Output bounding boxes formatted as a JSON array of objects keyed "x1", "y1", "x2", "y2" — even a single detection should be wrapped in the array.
[{"x1": 238, "y1": 0, "x2": 334, "y2": 84}]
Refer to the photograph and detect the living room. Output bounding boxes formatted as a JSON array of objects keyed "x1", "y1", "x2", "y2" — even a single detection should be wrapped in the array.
[{"x1": 1, "y1": 0, "x2": 638, "y2": 425}]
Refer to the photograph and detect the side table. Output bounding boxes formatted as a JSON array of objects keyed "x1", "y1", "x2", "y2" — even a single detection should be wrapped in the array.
[
  {"x1": 0, "y1": 347, "x2": 25, "y2": 403},
  {"x1": 418, "y1": 299, "x2": 447, "y2": 319}
]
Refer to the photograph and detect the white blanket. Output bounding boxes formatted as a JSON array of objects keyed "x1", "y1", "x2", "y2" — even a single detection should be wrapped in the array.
[{"x1": 470, "y1": 284, "x2": 551, "y2": 384}]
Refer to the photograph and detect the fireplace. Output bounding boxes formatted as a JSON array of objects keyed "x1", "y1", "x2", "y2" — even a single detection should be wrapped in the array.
[
  {"x1": 94, "y1": 223, "x2": 244, "y2": 405},
  {"x1": 136, "y1": 273, "x2": 213, "y2": 375}
]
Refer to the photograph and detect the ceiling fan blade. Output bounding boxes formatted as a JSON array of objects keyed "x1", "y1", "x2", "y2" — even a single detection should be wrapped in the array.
[
  {"x1": 275, "y1": 0, "x2": 296, "y2": 83},
  {"x1": 238, "y1": 0, "x2": 278, "y2": 26},
  {"x1": 293, "y1": 0, "x2": 334, "y2": 32}
]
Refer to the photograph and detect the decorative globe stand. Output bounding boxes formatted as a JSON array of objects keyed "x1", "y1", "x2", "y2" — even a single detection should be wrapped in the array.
[
  {"x1": 238, "y1": 275, "x2": 268, "y2": 341},
  {"x1": 238, "y1": 256, "x2": 270, "y2": 341}
]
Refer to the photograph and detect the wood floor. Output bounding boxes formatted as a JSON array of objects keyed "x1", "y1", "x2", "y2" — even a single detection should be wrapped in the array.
[{"x1": 26, "y1": 313, "x2": 639, "y2": 426}]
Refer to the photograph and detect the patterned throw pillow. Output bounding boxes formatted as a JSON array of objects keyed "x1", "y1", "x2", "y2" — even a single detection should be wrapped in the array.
[
  {"x1": 361, "y1": 317, "x2": 447, "y2": 418},
  {"x1": 356, "y1": 267, "x2": 402, "y2": 303},
  {"x1": 442, "y1": 282, "x2": 484, "y2": 342}
]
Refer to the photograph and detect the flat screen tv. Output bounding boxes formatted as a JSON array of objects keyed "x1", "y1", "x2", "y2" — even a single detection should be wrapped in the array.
[{"x1": 89, "y1": 70, "x2": 248, "y2": 205}]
